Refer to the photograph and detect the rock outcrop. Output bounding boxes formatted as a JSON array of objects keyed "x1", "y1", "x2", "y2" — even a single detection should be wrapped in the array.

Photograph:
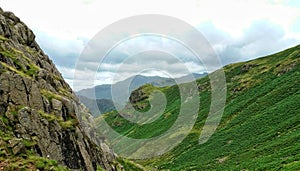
[{"x1": 0, "y1": 7, "x2": 121, "y2": 170}]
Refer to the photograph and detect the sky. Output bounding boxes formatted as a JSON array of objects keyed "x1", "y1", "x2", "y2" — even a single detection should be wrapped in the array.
[{"x1": 1, "y1": 0, "x2": 300, "y2": 91}]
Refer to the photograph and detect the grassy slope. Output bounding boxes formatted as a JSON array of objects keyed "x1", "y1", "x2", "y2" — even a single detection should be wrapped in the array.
[{"x1": 98, "y1": 44, "x2": 300, "y2": 170}]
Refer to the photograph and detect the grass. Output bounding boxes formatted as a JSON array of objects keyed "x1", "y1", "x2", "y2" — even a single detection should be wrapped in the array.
[
  {"x1": 0, "y1": 129, "x2": 68, "y2": 170},
  {"x1": 0, "y1": 61, "x2": 31, "y2": 78},
  {"x1": 116, "y1": 158, "x2": 146, "y2": 171},
  {"x1": 59, "y1": 119, "x2": 78, "y2": 130},
  {"x1": 58, "y1": 87, "x2": 73, "y2": 98},
  {"x1": 0, "y1": 45, "x2": 40, "y2": 77},
  {"x1": 38, "y1": 110, "x2": 57, "y2": 122},
  {"x1": 96, "y1": 44, "x2": 300, "y2": 170},
  {"x1": 0, "y1": 35, "x2": 8, "y2": 41},
  {"x1": 40, "y1": 89, "x2": 63, "y2": 101},
  {"x1": 38, "y1": 110, "x2": 78, "y2": 130},
  {"x1": 0, "y1": 156, "x2": 69, "y2": 171},
  {"x1": 22, "y1": 139, "x2": 36, "y2": 148}
]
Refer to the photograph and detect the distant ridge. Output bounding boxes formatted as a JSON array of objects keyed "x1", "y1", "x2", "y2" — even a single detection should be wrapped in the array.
[{"x1": 77, "y1": 73, "x2": 207, "y2": 116}]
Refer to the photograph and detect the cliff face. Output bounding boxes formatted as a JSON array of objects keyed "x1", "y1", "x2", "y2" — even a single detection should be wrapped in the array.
[{"x1": 0, "y1": 7, "x2": 120, "y2": 170}]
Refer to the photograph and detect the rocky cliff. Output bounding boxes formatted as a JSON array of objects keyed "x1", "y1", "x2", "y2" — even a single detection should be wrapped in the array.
[{"x1": 0, "y1": 7, "x2": 121, "y2": 170}]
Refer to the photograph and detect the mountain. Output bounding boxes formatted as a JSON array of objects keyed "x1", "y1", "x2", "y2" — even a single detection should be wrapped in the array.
[
  {"x1": 175, "y1": 72, "x2": 208, "y2": 83},
  {"x1": 97, "y1": 44, "x2": 300, "y2": 170},
  {"x1": 77, "y1": 75, "x2": 171, "y2": 101},
  {"x1": 77, "y1": 73, "x2": 207, "y2": 115},
  {"x1": 77, "y1": 75, "x2": 170, "y2": 116},
  {"x1": 78, "y1": 95, "x2": 116, "y2": 117},
  {"x1": 0, "y1": 8, "x2": 135, "y2": 170},
  {"x1": 77, "y1": 73, "x2": 206, "y2": 100}
]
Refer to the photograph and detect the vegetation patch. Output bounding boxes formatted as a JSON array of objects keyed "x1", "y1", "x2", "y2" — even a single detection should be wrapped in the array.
[
  {"x1": 0, "y1": 35, "x2": 8, "y2": 41},
  {"x1": 58, "y1": 87, "x2": 73, "y2": 98},
  {"x1": 0, "y1": 45, "x2": 40, "y2": 78},
  {"x1": 116, "y1": 158, "x2": 146, "y2": 171},
  {"x1": 38, "y1": 110, "x2": 78, "y2": 130},
  {"x1": 60, "y1": 119, "x2": 78, "y2": 130},
  {"x1": 0, "y1": 129, "x2": 67, "y2": 170},
  {"x1": 38, "y1": 110, "x2": 57, "y2": 122},
  {"x1": 0, "y1": 156, "x2": 68, "y2": 171},
  {"x1": 0, "y1": 61, "x2": 30, "y2": 78},
  {"x1": 40, "y1": 89, "x2": 63, "y2": 101}
]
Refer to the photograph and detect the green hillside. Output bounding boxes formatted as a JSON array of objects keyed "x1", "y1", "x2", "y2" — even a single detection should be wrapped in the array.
[{"x1": 96, "y1": 44, "x2": 300, "y2": 170}]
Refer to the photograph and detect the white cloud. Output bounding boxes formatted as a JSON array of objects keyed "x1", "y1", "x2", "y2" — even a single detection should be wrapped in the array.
[
  {"x1": 3, "y1": 0, "x2": 299, "y2": 39},
  {"x1": 1, "y1": 0, "x2": 300, "y2": 90},
  {"x1": 195, "y1": 0, "x2": 300, "y2": 38}
]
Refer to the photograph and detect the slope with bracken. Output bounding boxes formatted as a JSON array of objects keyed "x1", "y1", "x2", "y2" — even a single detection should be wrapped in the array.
[{"x1": 97, "y1": 44, "x2": 300, "y2": 170}]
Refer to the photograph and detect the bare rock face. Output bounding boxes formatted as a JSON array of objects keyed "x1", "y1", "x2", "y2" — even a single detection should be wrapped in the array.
[{"x1": 0, "y1": 7, "x2": 120, "y2": 171}]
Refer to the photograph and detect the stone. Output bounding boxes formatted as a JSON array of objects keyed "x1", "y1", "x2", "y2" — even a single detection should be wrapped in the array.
[
  {"x1": 241, "y1": 64, "x2": 258, "y2": 72},
  {"x1": 12, "y1": 142, "x2": 25, "y2": 155},
  {"x1": 52, "y1": 98, "x2": 62, "y2": 111},
  {"x1": 0, "y1": 139, "x2": 6, "y2": 147}
]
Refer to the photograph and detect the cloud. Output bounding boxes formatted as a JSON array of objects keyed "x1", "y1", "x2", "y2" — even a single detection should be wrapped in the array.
[
  {"x1": 71, "y1": 49, "x2": 207, "y2": 91},
  {"x1": 34, "y1": 30, "x2": 84, "y2": 68},
  {"x1": 2, "y1": 0, "x2": 300, "y2": 91},
  {"x1": 37, "y1": 19, "x2": 300, "y2": 91},
  {"x1": 198, "y1": 20, "x2": 299, "y2": 65}
]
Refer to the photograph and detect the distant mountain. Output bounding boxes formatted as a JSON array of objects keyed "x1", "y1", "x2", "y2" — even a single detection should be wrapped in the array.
[
  {"x1": 78, "y1": 95, "x2": 116, "y2": 117},
  {"x1": 77, "y1": 75, "x2": 168, "y2": 99},
  {"x1": 77, "y1": 73, "x2": 207, "y2": 114},
  {"x1": 77, "y1": 73, "x2": 207, "y2": 100},
  {"x1": 177, "y1": 73, "x2": 208, "y2": 83}
]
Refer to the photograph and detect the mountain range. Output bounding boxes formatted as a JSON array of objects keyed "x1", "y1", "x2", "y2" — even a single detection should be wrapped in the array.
[
  {"x1": 77, "y1": 73, "x2": 207, "y2": 99},
  {"x1": 77, "y1": 73, "x2": 207, "y2": 116}
]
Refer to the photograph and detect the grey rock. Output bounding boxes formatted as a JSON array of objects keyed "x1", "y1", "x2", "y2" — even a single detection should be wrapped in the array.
[
  {"x1": 8, "y1": 138, "x2": 21, "y2": 148},
  {"x1": 12, "y1": 141, "x2": 25, "y2": 155},
  {"x1": 0, "y1": 139, "x2": 6, "y2": 147},
  {"x1": 0, "y1": 8, "x2": 122, "y2": 171}
]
